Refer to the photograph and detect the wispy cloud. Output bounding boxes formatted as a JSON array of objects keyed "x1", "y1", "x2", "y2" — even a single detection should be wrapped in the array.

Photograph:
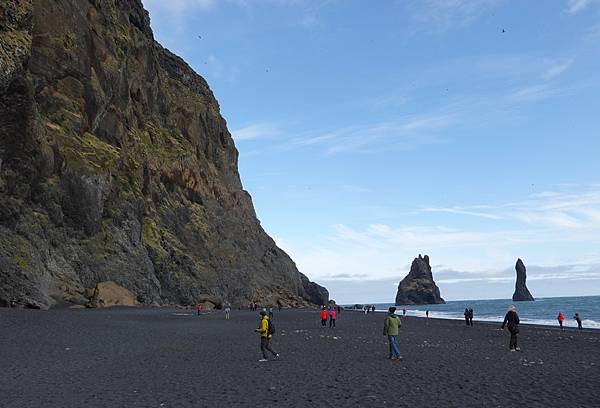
[
  {"x1": 566, "y1": 0, "x2": 596, "y2": 15},
  {"x1": 509, "y1": 84, "x2": 562, "y2": 102},
  {"x1": 145, "y1": 0, "x2": 332, "y2": 24},
  {"x1": 409, "y1": 0, "x2": 503, "y2": 32},
  {"x1": 422, "y1": 187, "x2": 600, "y2": 231},
  {"x1": 232, "y1": 122, "x2": 281, "y2": 141},
  {"x1": 542, "y1": 59, "x2": 574, "y2": 80},
  {"x1": 341, "y1": 185, "x2": 373, "y2": 194},
  {"x1": 365, "y1": 95, "x2": 409, "y2": 111},
  {"x1": 423, "y1": 207, "x2": 504, "y2": 220},
  {"x1": 144, "y1": 0, "x2": 219, "y2": 16},
  {"x1": 205, "y1": 55, "x2": 238, "y2": 82},
  {"x1": 284, "y1": 113, "x2": 456, "y2": 155},
  {"x1": 287, "y1": 185, "x2": 600, "y2": 282}
]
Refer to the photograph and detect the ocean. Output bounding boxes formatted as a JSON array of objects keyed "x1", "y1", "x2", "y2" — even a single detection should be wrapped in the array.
[{"x1": 364, "y1": 295, "x2": 600, "y2": 329}]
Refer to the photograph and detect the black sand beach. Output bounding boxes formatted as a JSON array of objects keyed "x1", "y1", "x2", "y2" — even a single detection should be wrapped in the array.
[{"x1": 1, "y1": 307, "x2": 599, "y2": 408}]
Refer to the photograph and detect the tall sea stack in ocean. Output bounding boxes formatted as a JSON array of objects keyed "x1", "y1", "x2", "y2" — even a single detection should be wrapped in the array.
[
  {"x1": 395, "y1": 255, "x2": 445, "y2": 305},
  {"x1": 512, "y1": 258, "x2": 534, "y2": 301},
  {"x1": 0, "y1": 0, "x2": 327, "y2": 308}
]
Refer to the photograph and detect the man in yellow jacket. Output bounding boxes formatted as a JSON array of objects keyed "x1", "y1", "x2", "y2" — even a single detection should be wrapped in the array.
[{"x1": 255, "y1": 310, "x2": 279, "y2": 362}]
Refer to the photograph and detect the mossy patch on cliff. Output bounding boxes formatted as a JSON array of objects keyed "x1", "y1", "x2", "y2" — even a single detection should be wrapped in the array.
[
  {"x1": 48, "y1": 121, "x2": 120, "y2": 173},
  {"x1": 0, "y1": 233, "x2": 34, "y2": 273},
  {"x1": 132, "y1": 123, "x2": 194, "y2": 162}
]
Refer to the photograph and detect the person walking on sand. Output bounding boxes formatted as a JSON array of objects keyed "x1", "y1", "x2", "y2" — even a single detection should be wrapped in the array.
[
  {"x1": 268, "y1": 307, "x2": 274, "y2": 320},
  {"x1": 557, "y1": 312, "x2": 565, "y2": 330},
  {"x1": 468, "y1": 307, "x2": 474, "y2": 326},
  {"x1": 255, "y1": 311, "x2": 278, "y2": 362},
  {"x1": 426, "y1": 310, "x2": 429, "y2": 318},
  {"x1": 329, "y1": 307, "x2": 337, "y2": 328},
  {"x1": 383, "y1": 307, "x2": 402, "y2": 360},
  {"x1": 402, "y1": 308, "x2": 407, "y2": 317},
  {"x1": 464, "y1": 308, "x2": 470, "y2": 326},
  {"x1": 320, "y1": 308, "x2": 328, "y2": 327},
  {"x1": 224, "y1": 306, "x2": 231, "y2": 320},
  {"x1": 196, "y1": 303, "x2": 203, "y2": 316},
  {"x1": 574, "y1": 313, "x2": 583, "y2": 330},
  {"x1": 501, "y1": 305, "x2": 521, "y2": 351},
  {"x1": 371, "y1": 305, "x2": 376, "y2": 313}
]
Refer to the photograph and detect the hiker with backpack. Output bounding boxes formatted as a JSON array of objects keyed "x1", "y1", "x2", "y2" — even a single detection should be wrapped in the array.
[
  {"x1": 255, "y1": 310, "x2": 278, "y2": 362},
  {"x1": 383, "y1": 307, "x2": 403, "y2": 360}
]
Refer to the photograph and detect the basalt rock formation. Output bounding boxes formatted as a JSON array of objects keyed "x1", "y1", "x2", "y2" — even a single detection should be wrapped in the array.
[
  {"x1": 512, "y1": 258, "x2": 534, "y2": 301},
  {"x1": 0, "y1": 0, "x2": 328, "y2": 309},
  {"x1": 395, "y1": 255, "x2": 445, "y2": 305}
]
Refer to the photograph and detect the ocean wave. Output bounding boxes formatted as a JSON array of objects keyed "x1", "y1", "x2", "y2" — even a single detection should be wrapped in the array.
[{"x1": 371, "y1": 307, "x2": 600, "y2": 329}]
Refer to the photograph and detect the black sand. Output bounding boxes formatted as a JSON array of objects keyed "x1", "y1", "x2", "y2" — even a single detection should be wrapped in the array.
[{"x1": 1, "y1": 307, "x2": 599, "y2": 407}]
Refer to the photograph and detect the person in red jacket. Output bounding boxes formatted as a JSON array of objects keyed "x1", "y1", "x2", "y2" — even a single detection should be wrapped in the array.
[
  {"x1": 320, "y1": 308, "x2": 328, "y2": 327},
  {"x1": 557, "y1": 312, "x2": 565, "y2": 330}
]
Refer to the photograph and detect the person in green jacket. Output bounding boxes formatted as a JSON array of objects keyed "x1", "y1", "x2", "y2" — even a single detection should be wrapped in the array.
[{"x1": 383, "y1": 307, "x2": 402, "y2": 360}]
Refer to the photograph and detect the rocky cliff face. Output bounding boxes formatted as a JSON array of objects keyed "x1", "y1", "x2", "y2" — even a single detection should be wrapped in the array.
[
  {"x1": 512, "y1": 258, "x2": 534, "y2": 302},
  {"x1": 395, "y1": 255, "x2": 445, "y2": 305},
  {"x1": 0, "y1": 0, "x2": 328, "y2": 308}
]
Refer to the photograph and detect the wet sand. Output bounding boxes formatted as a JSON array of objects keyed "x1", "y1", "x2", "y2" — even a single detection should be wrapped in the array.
[{"x1": 1, "y1": 307, "x2": 599, "y2": 407}]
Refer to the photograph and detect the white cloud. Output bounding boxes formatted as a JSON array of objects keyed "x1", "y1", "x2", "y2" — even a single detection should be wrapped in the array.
[
  {"x1": 144, "y1": 0, "x2": 218, "y2": 16},
  {"x1": 410, "y1": 0, "x2": 503, "y2": 32},
  {"x1": 279, "y1": 185, "x2": 600, "y2": 301},
  {"x1": 341, "y1": 185, "x2": 372, "y2": 194},
  {"x1": 423, "y1": 207, "x2": 504, "y2": 220},
  {"x1": 542, "y1": 59, "x2": 574, "y2": 80},
  {"x1": 421, "y1": 188, "x2": 600, "y2": 231},
  {"x1": 509, "y1": 84, "x2": 562, "y2": 102},
  {"x1": 284, "y1": 113, "x2": 455, "y2": 155},
  {"x1": 232, "y1": 122, "x2": 281, "y2": 141},
  {"x1": 205, "y1": 55, "x2": 238, "y2": 82},
  {"x1": 366, "y1": 95, "x2": 409, "y2": 111},
  {"x1": 566, "y1": 0, "x2": 595, "y2": 15}
]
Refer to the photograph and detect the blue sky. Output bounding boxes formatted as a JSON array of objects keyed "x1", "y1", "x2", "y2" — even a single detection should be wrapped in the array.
[{"x1": 143, "y1": 0, "x2": 600, "y2": 303}]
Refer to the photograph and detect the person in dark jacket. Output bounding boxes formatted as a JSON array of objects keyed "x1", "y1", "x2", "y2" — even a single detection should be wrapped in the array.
[
  {"x1": 574, "y1": 313, "x2": 583, "y2": 329},
  {"x1": 464, "y1": 308, "x2": 470, "y2": 326},
  {"x1": 501, "y1": 305, "x2": 521, "y2": 351},
  {"x1": 468, "y1": 307, "x2": 474, "y2": 326}
]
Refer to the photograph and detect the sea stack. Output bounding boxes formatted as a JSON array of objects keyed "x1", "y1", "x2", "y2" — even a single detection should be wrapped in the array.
[
  {"x1": 395, "y1": 255, "x2": 445, "y2": 305},
  {"x1": 0, "y1": 0, "x2": 327, "y2": 309},
  {"x1": 512, "y1": 259, "x2": 534, "y2": 301}
]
